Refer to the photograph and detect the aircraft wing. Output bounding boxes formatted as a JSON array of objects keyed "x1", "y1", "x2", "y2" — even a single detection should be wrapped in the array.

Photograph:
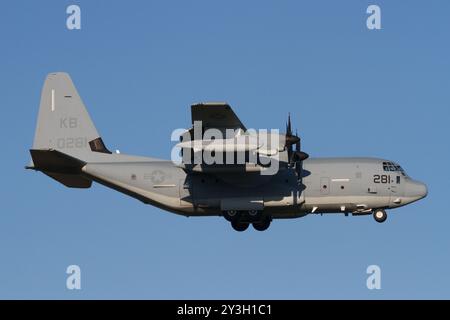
[
  {"x1": 191, "y1": 102, "x2": 246, "y2": 131},
  {"x1": 180, "y1": 102, "x2": 286, "y2": 180}
]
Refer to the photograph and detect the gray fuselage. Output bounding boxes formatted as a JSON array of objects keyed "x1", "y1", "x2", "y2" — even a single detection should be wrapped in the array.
[{"x1": 81, "y1": 156, "x2": 427, "y2": 220}]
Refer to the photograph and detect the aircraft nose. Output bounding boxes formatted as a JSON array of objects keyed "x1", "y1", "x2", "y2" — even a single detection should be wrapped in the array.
[{"x1": 405, "y1": 180, "x2": 428, "y2": 201}]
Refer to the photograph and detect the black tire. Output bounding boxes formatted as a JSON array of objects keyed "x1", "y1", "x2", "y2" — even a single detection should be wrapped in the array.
[
  {"x1": 231, "y1": 221, "x2": 249, "y2": 232},
  {"x1": 373, "y1": 209, "x2": 387, "y2": 223},
  {"x1": 253, "y1": 218, "x2": 271, "y2": 231}
]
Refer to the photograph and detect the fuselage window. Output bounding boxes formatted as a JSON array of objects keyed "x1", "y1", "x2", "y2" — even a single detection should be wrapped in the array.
[{"x1": 383, "y1": 162, "x2": 406, "y2": 176}]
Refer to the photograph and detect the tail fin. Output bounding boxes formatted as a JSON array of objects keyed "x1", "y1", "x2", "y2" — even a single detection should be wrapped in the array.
[
  {"x1": 29, "y1": 72, "x2": 111, "y2": 187},
  {"x1": 32, "y1": 72, "x2": 111, "y2": 161}
]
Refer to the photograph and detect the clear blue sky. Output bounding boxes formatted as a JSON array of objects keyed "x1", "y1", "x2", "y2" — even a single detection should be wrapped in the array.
[{"x1": 0, "y1": 0, "x2": 449, "y2": 299}]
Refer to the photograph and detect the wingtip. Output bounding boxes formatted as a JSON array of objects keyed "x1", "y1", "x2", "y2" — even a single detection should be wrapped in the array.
[{"x1": 46, "y1": 72, "x2": 71, "y2": 80}]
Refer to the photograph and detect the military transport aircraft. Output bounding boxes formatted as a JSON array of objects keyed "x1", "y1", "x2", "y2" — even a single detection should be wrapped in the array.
[{"x1": 27, "y1": 73, "x2": 427, "y2": 231}]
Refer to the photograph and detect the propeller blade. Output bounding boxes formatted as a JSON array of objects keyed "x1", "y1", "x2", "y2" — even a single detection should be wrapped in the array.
[
  {"x1": 287, "y1": 113, "x2": 292, "y2": 136},
  {"x1": 295, "y1": 129, "x2": 300, "y2": 152}
]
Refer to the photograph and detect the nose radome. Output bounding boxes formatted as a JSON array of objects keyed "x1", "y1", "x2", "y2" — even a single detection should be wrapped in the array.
[
  {"x1": 420, "y1": 182, "x2": 428, "y2": 199},
  {"x1": 405, "y1": 180, "x2": 428, "y2": 200}
]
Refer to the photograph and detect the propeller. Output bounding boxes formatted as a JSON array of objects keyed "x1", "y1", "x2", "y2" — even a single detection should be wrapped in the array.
[
  {"x1": 285, "y1": 114, "x2": 299, "y2": 163},
  {"x1": 284, "y1": 114, "x2": 308, "y2": 167}
]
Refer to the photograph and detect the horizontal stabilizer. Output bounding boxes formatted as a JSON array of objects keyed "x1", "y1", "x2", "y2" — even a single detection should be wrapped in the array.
[
  {"x1": 29, "y1": 149, "x2": 86, "y2": 173},
  {"x1": 28, "y1": 149, "x2": 91, "y2": 188},
  {"x1": 44, "y1": 172, "x2": 92, "y2": 188}
]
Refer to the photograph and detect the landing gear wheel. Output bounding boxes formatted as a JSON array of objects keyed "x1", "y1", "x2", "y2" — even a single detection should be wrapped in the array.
[
  {"x1": 253, "y1": 218, "x2": 271, "y2": 231},
  {"x1": 248, "y1": 210, "x2": 258, "y2": 217},
  {"x1": 223, "y1": 210, "x2": 239, "y2": 222},
  {"x1": 373, "y1": 209, "x2": 387, "y2": 223},
  {"x1": 231, "y1": 221, "x2": 249, "y2": 232},
  {"x1": 247, "y1": 209, "x2": 262, "y2": 221}
]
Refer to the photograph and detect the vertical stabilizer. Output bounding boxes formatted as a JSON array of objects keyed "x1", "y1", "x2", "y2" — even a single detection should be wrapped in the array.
[{"x1": 32, "y1": 72, "x2": 110, "y2": 162}]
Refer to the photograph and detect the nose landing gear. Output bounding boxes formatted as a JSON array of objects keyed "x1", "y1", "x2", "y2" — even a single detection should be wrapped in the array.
[{"x1": 373, "y1": 209, "x2": 387, "y2": 223}]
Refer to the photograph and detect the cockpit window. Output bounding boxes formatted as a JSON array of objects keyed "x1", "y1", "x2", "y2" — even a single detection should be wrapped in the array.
[{"x1": 382, "y1": 161, "x2": 406, "y2": 175}]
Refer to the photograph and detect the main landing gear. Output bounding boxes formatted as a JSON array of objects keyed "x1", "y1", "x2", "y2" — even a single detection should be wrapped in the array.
[
  {"x1": 252, "y1": 217, "x2": 271, "y2": 231},
  {"x1": 373, "y1": 209, "x2": 387, "y2": 223},
  {"x1": 231, "y1": 220, "x2": 249, "y2": 232},
  {"x1": 224, "y1": 210, "x2": 272, "y2": 232}
]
